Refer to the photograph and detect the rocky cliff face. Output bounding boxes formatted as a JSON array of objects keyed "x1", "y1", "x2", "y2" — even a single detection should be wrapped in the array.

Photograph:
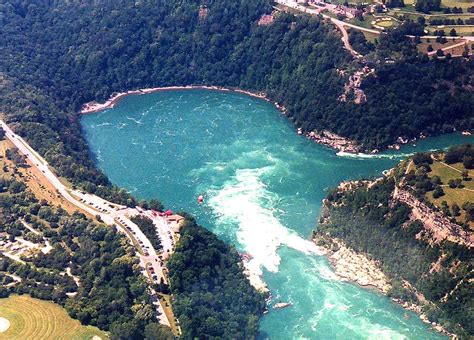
[{"x1": 314, "y1": 154, "x2": 474, "y2": 338}]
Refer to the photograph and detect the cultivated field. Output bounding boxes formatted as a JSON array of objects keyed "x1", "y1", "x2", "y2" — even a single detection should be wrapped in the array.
[{"x1": 0, "y1": 295, "x2": 107, "y2": 340}]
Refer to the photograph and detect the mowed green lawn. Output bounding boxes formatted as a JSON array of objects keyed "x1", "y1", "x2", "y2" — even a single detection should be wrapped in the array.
[
  {"x1": 0, "y1": 295, "x2": 107, "y2": 340},
  {"x1": 425, "y1": 25, "x2": 474, "y2": 36},
  {"x1": 441, "y1": 0, "x2": 474, "y2": 10},
  {"x1": 427, "y1": 160, "x2": 474, "y2": 226},
  {"x1": 429, "y1": 161, "x2": 474, "y2": 189}
]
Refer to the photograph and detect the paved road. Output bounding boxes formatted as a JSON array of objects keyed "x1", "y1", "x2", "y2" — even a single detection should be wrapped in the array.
[
  {"x1": 1, "y1": 120, "x2": 176, "y2": 329},
  {"x1": 275, "y1": 0, "x2": 377, "y2": 57},
  {"x1": 275, "y1": 0, "x2": 474, "y2": 46},
  {"x1": 331, "y1": 19, "x2": 363, "y2": 58},
  {"x1": 410, "y1": 35, "x2": 474, "y2": 42}
]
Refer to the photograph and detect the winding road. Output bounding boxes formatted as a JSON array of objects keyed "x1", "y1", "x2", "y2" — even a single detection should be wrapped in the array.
[
  {"x1": 275, "y1": 0, "x2": 376, "y2": 57},
  {"x1": 0, "y1": 120, "x2": 179, "y2": 332},
  {"x1": 275, "y1": 0, "x2": 474, "y2": 57}
]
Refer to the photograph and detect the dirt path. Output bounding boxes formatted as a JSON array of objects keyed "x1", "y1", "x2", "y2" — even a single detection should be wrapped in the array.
[
  {"x1": 332, "y1": 20, "x2": 363, "y2": 58},
  {"x1": 440, "y1": 161, "x2": 462, "y2": 173},
  {"x1": 427, "y1": 41, "x2": 468, "y2": 56}
]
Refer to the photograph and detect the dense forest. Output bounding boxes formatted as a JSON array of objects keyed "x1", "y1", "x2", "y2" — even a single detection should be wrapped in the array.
[
  {"x1": 0, "y1": 0, "x2": 472, "y2": 203},
  {"x1": 168, "y1": 217, "x2": 266, "y2": 339},
  {"x1": 316, "y1": 153, "x2": 473, "y2": 338}
]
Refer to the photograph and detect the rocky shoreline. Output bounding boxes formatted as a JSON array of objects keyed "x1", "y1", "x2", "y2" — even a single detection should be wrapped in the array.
[
  {"x1": 313, "y1": 235, "x2": 391, "y2": 293},
  {"x1": 80, "y1": 86, "x2": 471, "y2": 157},
  {"x1": 79, "y1": 85, "x2": 271, "y2": 114},
  {"x1": 313, "y1": 233, "x2": 455, "y2": 338},
  {"x1": 297, "y1": 128, "x2": 362, "y2": 154},
  {"x1": 79, "y1": 85, "x2": 366, "y2": 154},
  {"x1": 315, "y1": 190, "x2": 457, "y2": 338}
]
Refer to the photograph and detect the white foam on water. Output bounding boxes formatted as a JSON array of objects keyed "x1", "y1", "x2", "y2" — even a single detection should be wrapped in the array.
[
  {"x1": 207, "y1": 167, "x2": 322, "y2": 275},
  {"x1": 339, "y1": 309, "x2": 409, "y2": 340},
  {"x1": 126, "y1": 116, "x2": 143, "y2": 125},
  {"x1": 95, "y1": 147, "x2": 104, "y2": 162},
  {"x1": 367, "y1": 328, "x2": 408, "y2": 340},
  {"x1": 338, "y1": 314, "x2": 409, "y2": 340},
  {"x1": 336, "y1": 151, "x2": 413, "y2": 159},
  {"x1": 337, "y1": 147, "x2": 447, "y2": 160},
  {"x1": 95, "y1": 122, "x2": 112, "y2": 127}
]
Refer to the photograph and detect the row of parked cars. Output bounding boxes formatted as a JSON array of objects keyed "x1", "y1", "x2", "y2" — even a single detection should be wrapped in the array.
[
  {"x1": 117, "y1": 217, "x2": 152, "y2": 256},
  {"x1": 147, "y1": 263, "x2": 159, "y2": 282},
  {"x1": 78, "y1": 197, "x2": 109, "y2": 213}
]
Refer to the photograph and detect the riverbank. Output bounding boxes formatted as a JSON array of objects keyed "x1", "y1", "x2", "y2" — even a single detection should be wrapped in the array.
[
  {"x1": 80, "y1": 85, "x2": 370, "y2": 154},
  {"x1": 79, "y1": 85, "x2": 367, "y2": 154},
  {"x1": 297, "y1": 128, "x2": 362, "y2": 154},
  {"x1": 313, "y1": 233, "x2": 454, "y2": 338},
  {"x1": 315, "y1": 177, "x2": 462, "y2": 339},
  {"x1": 79, "y1": 85, "x2": 271, "y2": 114},
  {"x1": 313, "y1": 234, "x2": 391, "y2": 293}
]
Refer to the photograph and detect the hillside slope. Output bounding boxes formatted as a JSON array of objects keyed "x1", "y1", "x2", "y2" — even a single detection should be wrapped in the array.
[
  {"x1": 315, "y1": 145, "x2": 474, "y2": 338},
  {"x1": 0, "y1": 1, "x2": 472, "y2": 203}
]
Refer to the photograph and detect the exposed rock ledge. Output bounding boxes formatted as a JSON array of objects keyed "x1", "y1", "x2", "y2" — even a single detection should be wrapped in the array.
[
  {"x1": 298, "y1": 129, "x2": 362, "y2": 154},
  {"x1": 313, "y1": 235, "x2": 391, "y2": 293},
  {"x1": 314, "y1": 233, "x2": 455, "y2": 338}
]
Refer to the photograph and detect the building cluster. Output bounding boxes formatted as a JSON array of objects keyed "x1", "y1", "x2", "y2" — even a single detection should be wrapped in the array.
[{"x1": 296, "y1": 0, "x2": 359, "y2": 18}]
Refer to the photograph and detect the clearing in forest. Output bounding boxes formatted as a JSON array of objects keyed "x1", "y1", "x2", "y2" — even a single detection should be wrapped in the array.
[{"x1": 426, "y1": 159, "x2": 473, "y2": 227}]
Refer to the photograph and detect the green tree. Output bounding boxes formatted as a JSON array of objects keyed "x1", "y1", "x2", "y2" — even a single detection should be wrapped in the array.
[
  {"x1": 144, "y1": 323, "x2": 174, "y2": 340},
  {"x1": 451, "y1": 203, "x2": 460, "y2": 216},
  {"x1": 448, "y1": 179, "x2": 457, "y2": 188},
  {"x1": 463, "y1": 156, "x2": 474, "y2": 169},
  {"x1": 433, "y1": 186, "x2": 444, "y2": 198}
]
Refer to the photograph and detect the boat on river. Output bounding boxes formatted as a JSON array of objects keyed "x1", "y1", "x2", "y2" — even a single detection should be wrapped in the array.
[{"x1": 274, "y1": 302, "x2": 292, "y2": 309}]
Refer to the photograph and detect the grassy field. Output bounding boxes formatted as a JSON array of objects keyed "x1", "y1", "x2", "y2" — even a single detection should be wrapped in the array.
[
  {"x1": 429, "y1": 14, "x2": 474, "y2": 20},
  {"x1": 417, "y1": 38, "x2": 462, "y2": 53},
  {"x1": 0, "y1": 295, "x2": 107, "y2": 340},
  {"x1": 426, "y1": 25, "x2": 474, "y2": 35},
  {"x1": 376, "y1": 19, "x2": 398, "y2": 28},
  {"x1": 441, "y1": 0, "x2": 474, "y2": 10},
  {"x1": 426, "y1": 160, "x2": 474, "y2": 226},
  {"x1": 361, "y1": 30, "x2": 381, "y2": 42},
  {"x1": 348, "y1": 17, "x2": 376, "y2": 29}
]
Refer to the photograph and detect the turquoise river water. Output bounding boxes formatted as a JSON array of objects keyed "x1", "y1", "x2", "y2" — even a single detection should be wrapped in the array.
[{"x1": 81, "y1": 89, "x2": 473, "y2": 339}]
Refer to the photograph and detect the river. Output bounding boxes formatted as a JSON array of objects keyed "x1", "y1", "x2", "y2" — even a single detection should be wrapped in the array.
[{"x1": 81, "y1": 89, "x2": 472, "y2": 339}]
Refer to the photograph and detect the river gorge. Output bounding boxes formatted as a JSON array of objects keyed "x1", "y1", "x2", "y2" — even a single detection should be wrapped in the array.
[{"x1": 81, "y1": 89, "x2": 472, "y2": 339}]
